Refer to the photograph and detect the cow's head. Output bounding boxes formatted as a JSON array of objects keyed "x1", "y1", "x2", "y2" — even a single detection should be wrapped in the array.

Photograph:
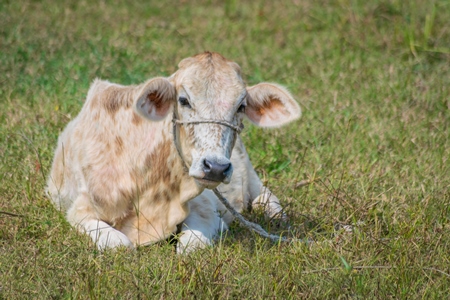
[{"x1": 134, "y1": 52, "x2": 301, "y2": 189}]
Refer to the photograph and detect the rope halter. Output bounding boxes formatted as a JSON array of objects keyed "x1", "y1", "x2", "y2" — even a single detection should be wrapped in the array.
[
  {"x1": 172, "y1": 119, "x2": 244, "y2": 134},
  {"x1": 171, "y1": 113, "x2": 244, "y2": 172}
]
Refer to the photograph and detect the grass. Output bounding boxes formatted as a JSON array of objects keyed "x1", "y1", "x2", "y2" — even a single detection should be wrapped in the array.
[{"x1": 1, "y1": 0, "x2": 449, "y2": 298}]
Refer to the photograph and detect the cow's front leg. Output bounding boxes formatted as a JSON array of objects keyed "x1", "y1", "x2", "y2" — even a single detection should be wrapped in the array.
[
  {"x1": 244, "y1": 163, "x2": 287, "y2": 221},
  {"x1": 66, "y1": 193, "x2": 134, "y2": 250},
  {"x1": 177, "y1": 190, "x2": 228, "y2": 254},
  {"x1": 251, "y1": 187, "x2": 287, "y2": 221},
  {"x1": 82, "y1": 219, "x2": 134, "y2": 250},
  {"x1": 226, "y1": 138, "x2": 287, "y2": 222}
]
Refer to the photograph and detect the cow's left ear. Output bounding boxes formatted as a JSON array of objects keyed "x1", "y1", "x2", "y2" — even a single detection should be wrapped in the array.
[
  {"x1": 245, "y1": 83, "x2": 301, "y2": 127},
  {"x1": 134, "y1": 77, "x2": 176, "y2": 121}
]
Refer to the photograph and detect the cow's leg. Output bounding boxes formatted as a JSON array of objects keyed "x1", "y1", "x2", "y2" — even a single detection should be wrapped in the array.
[
  {"x1": 251, "y1": 187, "x2": 287, "y2": 220},
  {"x1": 177, "y1": 190, "x2": 228, "y2": 254},
  {"x1": 247, "y1": 169, "x2": 287, "y2": 220},
  {"x1": 231, "y1": 139, "x2": 287, "y2": 220},
  {"x1": 66, "y1": 192, "x2": 134, "y2": 250}
]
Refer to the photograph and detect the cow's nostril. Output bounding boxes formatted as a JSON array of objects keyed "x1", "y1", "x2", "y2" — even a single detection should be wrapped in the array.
[
  {"x1": 223, "y1": 163, "x2": 231, "y2": 173},
  {"x1": 202, "y1": 159, "x2": 231, "y2": 182},
  {"x1": 203, "y1": 159, "x2": 212, "y2": 172}
]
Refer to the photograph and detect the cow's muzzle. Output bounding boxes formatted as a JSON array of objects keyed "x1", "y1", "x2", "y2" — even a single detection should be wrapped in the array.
[
  {"x1": 202, "y1": 159, "x2": 232, "y2": 182},
  {"x1": 172, "y1": 114, "x2": 242, "y2": 186}
]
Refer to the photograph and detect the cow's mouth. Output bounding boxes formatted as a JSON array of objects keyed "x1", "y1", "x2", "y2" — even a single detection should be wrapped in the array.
[
  {"x1": 188, "y1": 158, "x2": 233, "y2": 188},
  {"x1": 194, "y1": 178, "x2": 222, "y2": 189}
]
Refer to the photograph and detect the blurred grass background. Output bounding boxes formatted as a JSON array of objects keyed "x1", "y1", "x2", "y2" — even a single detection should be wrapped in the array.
[{"x1": 1, "y1": 0, "x2": 449, "y2": 298}]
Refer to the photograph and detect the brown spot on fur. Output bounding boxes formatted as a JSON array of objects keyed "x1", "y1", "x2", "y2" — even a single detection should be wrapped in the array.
[
  {"x1": 104, "y1": 91, "x2": 121, "y2": 115},
  {"x1": 154, "y1": 191, "x2": 162, "y2": 202},
  {"x1": 173, "y1": 173, "x2": 180, "y2": 183},
  {"x1": 161, "y1": 168, "x2": 171, "y2": 184},
  {"x1": 102, "y1": 86, "x2": 133, "y2": 115},
  {"x1": 132, "y1": 112, "x2": 142, "y2": 126},
  {"x1": 169, "y1": 181, "x2": 179, "y2": 194},
  {"x1": 162, "y1": 190, "x2": 171, "y2": 202},
  {"x1": 140, "y1": 187, "x2": 171, "y2": 207},
  {"x1": 145, "y1": 141, "x2": 172, "y2": 185},
  {"x1": 152, "y1": 186, "x2": 171, "y2": 204},
  {"x1": 115, "y1": 136, "x2": 124, "y2": 155}
]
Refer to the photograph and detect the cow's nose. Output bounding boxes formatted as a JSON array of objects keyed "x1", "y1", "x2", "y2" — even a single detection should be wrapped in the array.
[{"x1": 202, "y1": 159, "x2": 231, "y2": 182}]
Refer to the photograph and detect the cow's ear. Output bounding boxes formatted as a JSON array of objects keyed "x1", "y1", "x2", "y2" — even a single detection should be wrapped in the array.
[
  {"x1": 245, "y1": 83, "x2": 301, "y2": 127},
  {"x1": 134, "y1": 77, "x2": 176, "y2": 121}
]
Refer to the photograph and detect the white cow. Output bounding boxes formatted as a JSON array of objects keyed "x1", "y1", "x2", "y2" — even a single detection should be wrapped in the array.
[{"x1": 46, "y1": 52, "x2": 301, "y2": 253}]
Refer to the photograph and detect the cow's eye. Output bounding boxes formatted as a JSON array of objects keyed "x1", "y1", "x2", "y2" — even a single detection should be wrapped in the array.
[
  {"x1": 178, "y1": 97, "x2": 191, "y2": 109},
  {"x1": 237, "y1": 103, "x2": 246, "y2": 113}
]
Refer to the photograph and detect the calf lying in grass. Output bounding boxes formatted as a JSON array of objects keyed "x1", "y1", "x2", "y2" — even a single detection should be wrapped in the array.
[{"x1": 47, "y1": 52, "x2": 301, "y2": 253}]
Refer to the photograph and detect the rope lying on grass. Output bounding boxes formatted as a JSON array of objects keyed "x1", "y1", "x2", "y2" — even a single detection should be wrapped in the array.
[
  {"x1": 0, "y1": 210, "x2": 24, "y2": 217},
  {"x1": 212, "y1": 188, "x2": 292, "y2": 243}
]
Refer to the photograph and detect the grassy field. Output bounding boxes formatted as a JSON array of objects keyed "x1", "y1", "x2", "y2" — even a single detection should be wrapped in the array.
[{"x1": 1, "y1": 0, "x2": 449, "y2": 298}]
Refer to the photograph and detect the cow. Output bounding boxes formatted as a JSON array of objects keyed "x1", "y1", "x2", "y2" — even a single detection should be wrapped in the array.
[{"x1": 46, "y1": 52, "x2": 301, "y2": 253}]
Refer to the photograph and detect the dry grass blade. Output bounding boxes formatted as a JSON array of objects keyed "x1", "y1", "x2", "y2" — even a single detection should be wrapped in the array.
[{"x1": 295, "y1": 179, "x2": 313, "y2": 188}]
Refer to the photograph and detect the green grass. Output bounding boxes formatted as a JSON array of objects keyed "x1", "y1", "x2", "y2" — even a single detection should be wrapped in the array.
[{"x1": 1, "y1": 0, "x2": 449, "y2": 298}]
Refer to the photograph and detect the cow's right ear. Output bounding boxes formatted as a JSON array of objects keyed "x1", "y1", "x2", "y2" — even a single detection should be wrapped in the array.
[{"x1": 134, "y1": 77, "x2": 176, "y2": 121}]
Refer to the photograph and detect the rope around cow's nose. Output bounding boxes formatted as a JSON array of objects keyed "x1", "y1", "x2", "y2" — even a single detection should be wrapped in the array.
[{"x1": 172, "y1": 119, "x2": 244, "y2": 133}]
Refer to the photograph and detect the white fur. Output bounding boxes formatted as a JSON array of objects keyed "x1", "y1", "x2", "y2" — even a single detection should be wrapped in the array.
[{"x1": 84, "y1": 220, "x2": 134, "y2": 249}]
